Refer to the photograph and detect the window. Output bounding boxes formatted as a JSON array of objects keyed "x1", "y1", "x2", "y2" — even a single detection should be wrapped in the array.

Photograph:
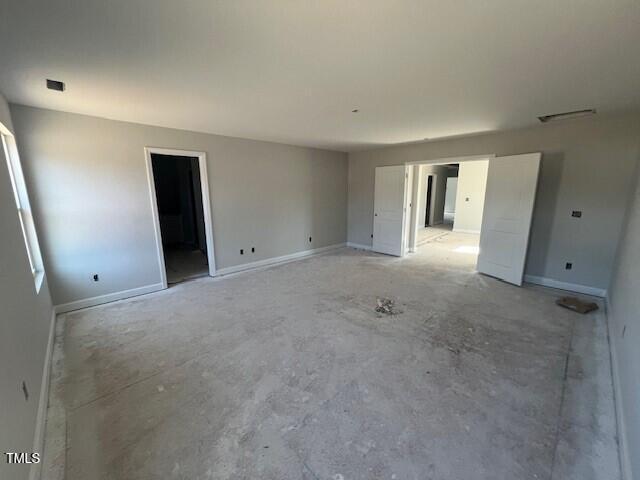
[{"x1": 1, "y1": 129, "x2": 45, "y2": 292}]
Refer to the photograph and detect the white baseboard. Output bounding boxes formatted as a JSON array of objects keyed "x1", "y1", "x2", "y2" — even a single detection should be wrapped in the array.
[
  {"x1": 605, "y1": 298, "x2": 633, "y2": 480},
  {"x1": 54, "y1": 283, "x2": 165, "y2": 314},
  {"x1": 523, "y1": 274, "x2": 607, "y2": 298},
  {"x1": 452, "y1": 228, "x2": 480, "y2": 234},
  {"x1": 215, "y1": 243, "x2": 346, "y2": 276},
  {"x1": 53, "y1": 245, "x2": 348, "y2": 313},
  {"x1": 346, "y1": 242, "x2": 372, "y2": 251},
  {"x1": 29, "y1": 310, "x2": 56, "y2": 480}
]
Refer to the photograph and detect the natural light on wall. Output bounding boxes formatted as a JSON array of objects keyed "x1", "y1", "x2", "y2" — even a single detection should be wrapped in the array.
[
  {"x1": 454, "y1": 245, "x2": 480, "y2": 255},
  {"x1": 1, "y1": 125, "x2": 45, "y2": 292}
]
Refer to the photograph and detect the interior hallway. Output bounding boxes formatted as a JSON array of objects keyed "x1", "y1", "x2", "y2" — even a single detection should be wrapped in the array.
[
  {"x1": 416, "y1": 221, "x2": 454, "y2": 246},
  {"x1": 42, "y1": 237, "x2": 619, "y2": 480}
]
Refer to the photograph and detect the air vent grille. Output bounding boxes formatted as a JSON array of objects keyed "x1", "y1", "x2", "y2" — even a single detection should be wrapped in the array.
[
  {"x1": 538, "y1": 109, "x2": 595, "y2": 123},
  {"x1": 46, "y1": 79, "x2": 65, "y2": 91}
]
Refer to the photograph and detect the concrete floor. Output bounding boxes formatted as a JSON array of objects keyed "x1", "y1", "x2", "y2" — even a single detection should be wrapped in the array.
[
  {"x1": 42, "y1": 234, "x2": 620, "y2": 479},
  {"x1": 416, "y1": 223, "x2": 454, "y2": 246},
  {"x1": 164, "y1": 247, "x2": 209, "y2": 284}
]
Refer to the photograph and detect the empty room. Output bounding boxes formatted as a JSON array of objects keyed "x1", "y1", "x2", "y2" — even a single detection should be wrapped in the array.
[{"x1": 1, "y1": 2, "x2": 640, "y2": 480}]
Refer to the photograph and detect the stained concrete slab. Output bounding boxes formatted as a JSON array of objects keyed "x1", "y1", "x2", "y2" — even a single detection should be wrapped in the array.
[{"x1": 42, "y1": 233, "x2": 620, "y2": 479}]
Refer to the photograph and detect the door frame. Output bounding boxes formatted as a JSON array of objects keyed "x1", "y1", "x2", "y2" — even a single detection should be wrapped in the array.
[
  {"x1": 144, "y1": 147, "x2": 216, "y2": 288},
  {"x1": 407, "y1": 165, "x2": 420, "y2": 253},
  {"x1": 404, "y1": 154, "x2": 494, "y2": 256},
  {"x1": 406, "y1": 154, "x2": 494, "y2": 167}
]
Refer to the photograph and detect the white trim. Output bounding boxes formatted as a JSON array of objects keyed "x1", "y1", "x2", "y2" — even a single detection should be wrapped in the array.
[
  {"x1": 216, "y1": 243, "x2": 345, "y2": 276},
  {"x1": 347, "y1": 242, "x2": 372, "y2": 251},
  {"x1": 406, "y1": 153, "x2": 495, "y2": 166},
  {"x1": 401, "y1": 165, "x2": 410, "y2": 256},
  {"x1": 453, "y1": 228, "x2": 480, "y2": 234},
  {"x1": 54, "y1": 283, "x2": 165, "y2": 314},
  {"x1": 53, "y1": 245, "x2": 346, "y2": 313},
  {"x1": 409, "y1": 165, "x2": 420, "y2": 252},
  {"x1": 29, "y1": 310, "x2": 56, "y2": 480},
  {"x1": 144, "y1": 149, "x2": 168, "y2": 289},
  {"x1": 197, "y1": 153, "x2": 217, "y2": 276},
  {"x1": 144, "y1": 147, "x2": 217, "y2": 288},
  {"x1": 523, "y1": 274, "x2": 607, "y2": 297},
  {"x1": 606, "y1": 297, "x2": 633, "y2": 480},
  {"x1": 34, "y1": 270, "x2": 45, "y2": 294}
]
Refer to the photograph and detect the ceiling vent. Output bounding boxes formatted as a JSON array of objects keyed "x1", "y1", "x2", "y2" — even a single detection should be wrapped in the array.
[
  {"x1": 538, "y1": 109, "x2": 595, "y2": 123},
  {"x1": 46, "y1": 79, "x2": 65, "y2": 92}
]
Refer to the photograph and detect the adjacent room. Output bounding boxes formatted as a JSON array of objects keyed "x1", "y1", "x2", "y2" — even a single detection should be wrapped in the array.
[
  {"x1": 150, "y1": 152, "x2": 211, "y2": 285},
  {"x1": 1, "y1": 2, "x2": 640, "y2": 480},
  {"x1": 403, "y1": 158, "x2": 489, "y2": 273},
  {"x1": 415, "y1": 163, "x2": 456, "y2": 246},
  {"x1": 409, "y1": 159, "x2": 489, "y2": 254}
]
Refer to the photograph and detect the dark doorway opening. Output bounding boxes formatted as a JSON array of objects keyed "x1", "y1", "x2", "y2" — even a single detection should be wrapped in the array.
[
  {"x1": 151, "y1": 154, "x2": 208, "y2": 284},
  {"x1": 425, "y1": 175, "x2": 433, "y2": 227}
]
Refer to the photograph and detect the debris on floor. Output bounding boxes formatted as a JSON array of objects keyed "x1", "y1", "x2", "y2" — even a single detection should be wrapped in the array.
[
  {"x1": 375, "y1": 298, "x2": 396, "y2": 315},
  {"x1": 555, "y1": 296, "x2": 599, "y2": 314}
]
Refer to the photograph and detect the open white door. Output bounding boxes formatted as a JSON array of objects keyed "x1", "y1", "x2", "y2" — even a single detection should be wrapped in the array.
[
  {"x1": 477, "y1": 153, "x2": 541, "y2": 285},
  {"x1": 373, "y1": 165, "x2": 408, "y2": 256}
]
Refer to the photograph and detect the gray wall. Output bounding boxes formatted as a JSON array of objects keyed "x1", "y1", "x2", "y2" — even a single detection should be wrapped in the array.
[
  {"x1": 348, "y1": 113, "x2": 640, "y2": 291},
  {"x1": 444, "y1": 177, "x2": 457, "y2": 215},
  {"x1": 452, "y1": 160, "x2": 489, "y2": 234},
  {"x1": 608, "y1": 158, "x2": 640, "y2": 480},
  {"x1": 0, "y1": 94, "x2": 54, "y2": 480},
  {"x1": 10, "y1": 105, "x2": 348, "y2": 306}
]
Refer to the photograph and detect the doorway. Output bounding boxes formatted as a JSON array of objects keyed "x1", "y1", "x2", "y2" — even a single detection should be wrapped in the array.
[
  {"x1": 372, "y1": 153, "x2": 541, "y2": 286},
  {"x1": 145, "y1": 148, "x2": 216, "y2": 287},
  {"x1": 424, "y1": 175, "x2": 433, "y2": 227}
]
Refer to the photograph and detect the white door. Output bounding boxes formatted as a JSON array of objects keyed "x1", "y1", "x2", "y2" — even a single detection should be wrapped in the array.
[
  {"x1": 373, "y1": 165, "x2": 408, "y2": 256},
  {"x1": 477, "y1": 153, "x2": 541, "y2": 285}
]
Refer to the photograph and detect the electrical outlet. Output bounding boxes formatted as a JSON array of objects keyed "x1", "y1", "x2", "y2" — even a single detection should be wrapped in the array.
[
  {"x1": 571, "y1": 210, "x2": 582, "y2": 218},
  {"x1": 240, "y1": 249, "x2": 244, "y2": 255},
  {"x1": 309, "y1": 236, "x2": 312, "y2": 242},
  {"x1": 251, "y1": 247, "x2": 255, "y2": 253},
  {"x1": 22, "y1": 381, "x2": 29, "y2": 401},
  {"x1": 93, "y1": 274, "x2": 99, "y2": 282},
  {"x1": 565, "y1": 262, "x2": 573, "y2": 270}
]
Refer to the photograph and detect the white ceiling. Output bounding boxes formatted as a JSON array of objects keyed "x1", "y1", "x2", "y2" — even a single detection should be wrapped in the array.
[{"x1": 1, "y1": 0, "x2": 639, "y2": 151}]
